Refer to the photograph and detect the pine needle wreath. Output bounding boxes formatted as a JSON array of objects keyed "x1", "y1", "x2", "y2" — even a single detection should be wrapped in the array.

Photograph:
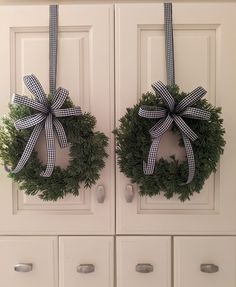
[
  {"x1": 0, "y1": 97, "x2": 108, "y2": 201},
  {"x1": 114, "y1": 85, "x2": 225, "y2": 201}
]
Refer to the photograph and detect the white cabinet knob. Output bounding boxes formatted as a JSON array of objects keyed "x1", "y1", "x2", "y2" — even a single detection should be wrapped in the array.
[
  {"x1": 96, "y1": 185, "x2": 105, "y2": 203},
  {"x1": 14, "y1": 263, "x2": 33, "y2": 272},
  {"x1": 136, "y1": 263, "x2": 154, "y2": 273},
  {"x1": 200, "y1": 264, "x2": 219, "y2": 273},
  {"x1": 125, "y1": 184, "x2": 134, "y2": 202},
  {"x1": 77, "y1": 264, "x2": 95, "y2": 274}
]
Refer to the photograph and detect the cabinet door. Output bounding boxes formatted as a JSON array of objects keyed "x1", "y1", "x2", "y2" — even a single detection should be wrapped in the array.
[
  {"x1": 0, "y1": 5, "x2": 114, "y2": 234},
  {"x1": 0, "y1": 236, "x2": 58, "y2": 287},
  {"x1": 59, "y1": 236, "x2": 114, "y2": 287},
  {"x1": 116, "y1": 236, "x2": 171, "y2": 287},
  {"x1": 174, "y1": 236, "x2": 236, "y2": 287},
  {"x1": 116, "y1": 3, "x2": 236, "y2": 234}
]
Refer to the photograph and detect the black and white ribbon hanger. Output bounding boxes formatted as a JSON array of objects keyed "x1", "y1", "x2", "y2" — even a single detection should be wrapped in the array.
[
  {"x1": 138, "y1": 3, "x2": 210, "y2": 184},
  {"x1": 11, "y1": 5, "x2": 82, "y2": 177}
]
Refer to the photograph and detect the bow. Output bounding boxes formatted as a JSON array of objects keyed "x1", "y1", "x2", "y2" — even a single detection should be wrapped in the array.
[
  {"x1": 11, "y1": 74, "x2": 82, "y2": 177},
  {"x1": 138, "y1": 81, "x2": 211, "y2": 184}
]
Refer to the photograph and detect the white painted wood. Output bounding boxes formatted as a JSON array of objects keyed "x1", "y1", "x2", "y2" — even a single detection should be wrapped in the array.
[
  {"x1": 0, "y1": 236, "x2": 58, "y2": 287},
  {"x1": 59, "y1": 236, "x2": 114, "y2": 287},
  {"x1": 0, "y1": 4, "x2": 114, "y2": 234},
  {"x1": 116, "y1": 236, "x2": 171, "y2": 287},
  {"x1": 174, "y1": 236, "x2": 236, "y2": 287},
  {"x1": 115, "y1": 2, "x2": 236, "y2": 234}
]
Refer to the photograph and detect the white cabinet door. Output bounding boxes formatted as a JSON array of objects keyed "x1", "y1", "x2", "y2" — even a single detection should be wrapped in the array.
[
  {"x1": 116, "y1": 3, "x2": 236, "y2": 234},
  {"x1": 59, "y1": 236, "x2": 114, "y2": 287},
  {"x1": 0, "y1": 236, "x2": 58, "y2": 287},
  {"x1": 116, "y1": 236, "x2": 171, "y2": 287},
  {"x1": 174, "y1": 236, "x2": 236, "y2": 287},
  {"x1": 0, "y1": 5, "x2": 114, "y2": 234}
]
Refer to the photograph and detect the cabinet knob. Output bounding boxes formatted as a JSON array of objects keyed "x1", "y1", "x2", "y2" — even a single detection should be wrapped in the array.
[
  {"x1": 136, "y1": 263, "x2": 154, "y2": 273},
  {"x1": 125, "y1": 184, "x2": 135, "y2": 202},
  {"x1": 14, "y1": 263, "x2": 33, "y2": 272},
  {"x1": 96, "y1": 185, "x2": 105, "y2": 203},
  {"x1": 77, "y1": 264, "x2": 95, "y2": 274},
  {"x1": 200, "y1": 264, "x2": 219, "y2": 273}
]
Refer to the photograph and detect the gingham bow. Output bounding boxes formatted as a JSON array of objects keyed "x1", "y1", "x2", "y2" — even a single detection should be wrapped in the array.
[
  {"x1": 138, "y1": 81, "x2": 211, "y2": 184},
  {"x1": 12, "y1": 74, "x2": 82, "y2": 177}
]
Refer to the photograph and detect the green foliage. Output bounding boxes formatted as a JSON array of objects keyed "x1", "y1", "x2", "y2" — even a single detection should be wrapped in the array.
[
  {"x1": 114, "y1": 85, "x2": 225, "y2": 201},
  {"x1": 0, "y1": 97, "x2": 108, "y2": 201}
]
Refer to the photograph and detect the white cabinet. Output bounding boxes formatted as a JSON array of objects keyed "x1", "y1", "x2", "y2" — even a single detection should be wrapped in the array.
[
  {"x1": 0, "y1": 236, "x2": 58, "y2": 287},
  {"x1": 115, "y1": 3, "x2": 236, "y2": 234},
  {"x1": 174, "y1": 236, "x2": 236, "y2": 287},
  {"x1": 0, "y1": 4, "x2": 114, "y2": 235},
  {"x1": 59, "y1": 236, "x2": 114, "y2": 287},
  {"x1": 116, "y1": 236, "x2": 171, "y2": 287}
]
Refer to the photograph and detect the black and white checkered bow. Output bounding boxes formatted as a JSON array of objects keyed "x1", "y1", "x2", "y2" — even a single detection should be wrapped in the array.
[
  {"x1": 138, "y1": 81, "x2": 211, "y2": 184},
  {"x1": 12, "y1": 74, "x2": 82, "y2": 177}
]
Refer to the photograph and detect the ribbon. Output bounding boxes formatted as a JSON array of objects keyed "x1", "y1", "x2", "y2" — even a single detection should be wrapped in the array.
[
  {"x1": 12, "y1": 74, "x2": 82, "y2": 177},
  {"x1": 138, "y1": 81, "x2": 211, "y2": 184}
]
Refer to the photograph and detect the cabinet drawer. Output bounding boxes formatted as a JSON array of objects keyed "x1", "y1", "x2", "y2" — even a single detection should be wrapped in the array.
[
  {"x1": 174, "y1": 236, "x2": 236, "y2": 287},
  {"x1": 0, "y1": 236, "x2": 58, "y2": 287},
  {"x1": 59, "y1": 236, "x2": 114, "y2": 287},
  {"x1": 117, "y1": 236, "x2": 171, "y2": 287}
]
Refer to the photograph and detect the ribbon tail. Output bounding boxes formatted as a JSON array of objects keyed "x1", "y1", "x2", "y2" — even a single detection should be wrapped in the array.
[
  {"x1": 181, "y1": 132, "x2": 195, "y2": 185},
  {"x1": 53, "y1": 118, "x2": 68, "y2": 148},
  {"x1": 143, "y1": 138, "x2": 161, "y2": 175},
  {"x1": 12, "y1": 122, "x2": 44, "y2": 174},
  {"x1": 40, "y1": 114, "x2": 56, "y2": 177}
]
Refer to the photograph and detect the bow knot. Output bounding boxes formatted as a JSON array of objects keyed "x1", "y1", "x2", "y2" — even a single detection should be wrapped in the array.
[
  {"x1": 138, "y1": 81, "x2": 211, "y2": 184},
  {"x1": 11, "y1": 74, "x2": 82, "y2": 177}
]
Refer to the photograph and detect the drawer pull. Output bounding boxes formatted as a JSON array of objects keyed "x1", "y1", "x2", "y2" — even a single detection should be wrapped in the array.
[
  {"x1": 77, "y1": 264, "x2": 95, "y2": 274},
  {"x1": 136, "y1": 263, "x2": 154, "y2": 273},
  {"x1": 200, "y1": 264, "x2": 219, "y2": 273},
  {"x1": 96, "y1": 185, "x2": 105, "y2": 203},
  {"x1": 14, "y1": 263, "x2": 33, "y2": 273},
  {"x1": 125, "y1": 184, "x2": 134, "y2": 203}
]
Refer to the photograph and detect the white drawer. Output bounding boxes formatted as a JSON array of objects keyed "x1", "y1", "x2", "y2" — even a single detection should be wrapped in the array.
[
  {"x1": 0, "y1": 236, "x2": 58, "y2": 287},
  {"x1": 116, "y1": 236, "x2": 171, "y2": 287},
  {"x1": 59, "y1": 236, "x2": 114, "y2": 287},
  {"x1": 174, "y1": 236, "x2": 236, "y2": 287}
]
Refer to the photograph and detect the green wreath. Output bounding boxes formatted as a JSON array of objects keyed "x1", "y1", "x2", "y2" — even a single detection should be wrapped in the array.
[
  {"x1": 114, "y1": 85, "x2": 225, "y2": 201},
  {"x1": 0, "y1": 98, "x2": 108, "y2": 201}
]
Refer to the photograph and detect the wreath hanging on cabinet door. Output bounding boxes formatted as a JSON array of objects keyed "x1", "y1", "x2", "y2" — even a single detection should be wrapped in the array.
[
  {"x1": 114, "y1": 3, "x2": 225, "y2": 201},
  {"x1": 0, "y1": 5, "x2": 108, "y2": 201}
]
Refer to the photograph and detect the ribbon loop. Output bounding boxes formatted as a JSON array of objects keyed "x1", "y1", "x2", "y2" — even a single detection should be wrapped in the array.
[
  {"x1": 151, "y1": 81, "x2": 175, "y2": 112},
  {"x1": 14, "y1": 113, "x2": 46, "y2": 130},
  {"x1": 53, "y1": 107, "x2": 82, "y2": 117},
  {"x1": 51, "y1": 87, "x2": 69, "y2": 110},
  {"x1": 13, "y1": 94, "x2": 48, "y2": 113}
]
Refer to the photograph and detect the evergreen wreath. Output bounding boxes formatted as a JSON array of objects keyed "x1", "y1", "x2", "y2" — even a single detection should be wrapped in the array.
[
  {"x1": 0, "y1": 97, "x2": 108, "y2": 201},
  {"x1": 114, "y1": 85, "x2": 225, "y2": 201}
]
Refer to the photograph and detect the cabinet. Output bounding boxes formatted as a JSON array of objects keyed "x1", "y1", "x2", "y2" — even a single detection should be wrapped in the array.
[
  {"x1": 0, "y1": 2, "x2": 236, "y2": 287},
  {"x1": 0, "y1": 4, "x2": 114, "y2": 235},
  {"x1": 115, "y1": 2, "x2": 236, "y2": 235}
]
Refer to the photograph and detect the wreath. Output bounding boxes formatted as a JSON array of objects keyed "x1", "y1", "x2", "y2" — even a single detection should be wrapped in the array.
[
  {"x1": 0, "y1": 78, "x2": 108, "y2": 201},
  {"x1": 114, "y1": 83, "x2": 225, "y2": 201}
]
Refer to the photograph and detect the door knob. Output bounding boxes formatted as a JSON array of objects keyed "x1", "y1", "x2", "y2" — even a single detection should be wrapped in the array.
[
  {"x1": 77, "y1": 264, "x2": 95, "y2": 274},
  {"x1": 136, "y1": 263, "x2": 154, "y2": 273},
  {"x1": 125, "y1": 184, "x2": 135, "y2": 202},
  {"x1": 96, "y1": 185, "x2": 105, "y2": 203},
  {"x1": 200, "y1": 263, "x2": 219, "y2": 273},
  {"x1": 14, "y1": 263, "x2": 33, "y2": 272}
]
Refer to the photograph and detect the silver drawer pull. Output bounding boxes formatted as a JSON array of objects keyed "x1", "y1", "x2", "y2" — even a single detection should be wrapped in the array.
[
  {"x1": 200, "y1": 264, "x2": 219, "y2": 273},
  {"x1": 14, "y1": 263, "x2": 33, "y2": 273},
  {"x1": 136, "y1": 263, "x2": 154, "y2": 273},
  {"x1": 96, "y1": 185, "x2": 106, "y2": 203},
  {"x1": 77, "y1": 264, "x2": 95, "y2": 274},
  {"x1": 125, "y1": 184, "x2": 135, "y2": 203}
]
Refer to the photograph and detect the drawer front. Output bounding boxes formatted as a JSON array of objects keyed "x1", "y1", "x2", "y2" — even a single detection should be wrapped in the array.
[
  {"x1": 117, "y1": 236, "x2": 171, "y2": 287},
  {"x1": 174, "y1": 236, "x2": 236, "y2": 287},
  {"x1": 0, "y1": 236, "x2": 58, "y2": 287},
  {"x1": 59, "y1": 236, "x2": 114, "y2": 287}
]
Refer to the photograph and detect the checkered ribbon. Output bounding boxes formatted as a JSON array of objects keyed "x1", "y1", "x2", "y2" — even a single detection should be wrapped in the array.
[
  {"x1": 11, "y1": 74, "x2": 82, "y2": 177},
  {"x1": 138, "y1": 81, "x2": 211, "y2": 184}
]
